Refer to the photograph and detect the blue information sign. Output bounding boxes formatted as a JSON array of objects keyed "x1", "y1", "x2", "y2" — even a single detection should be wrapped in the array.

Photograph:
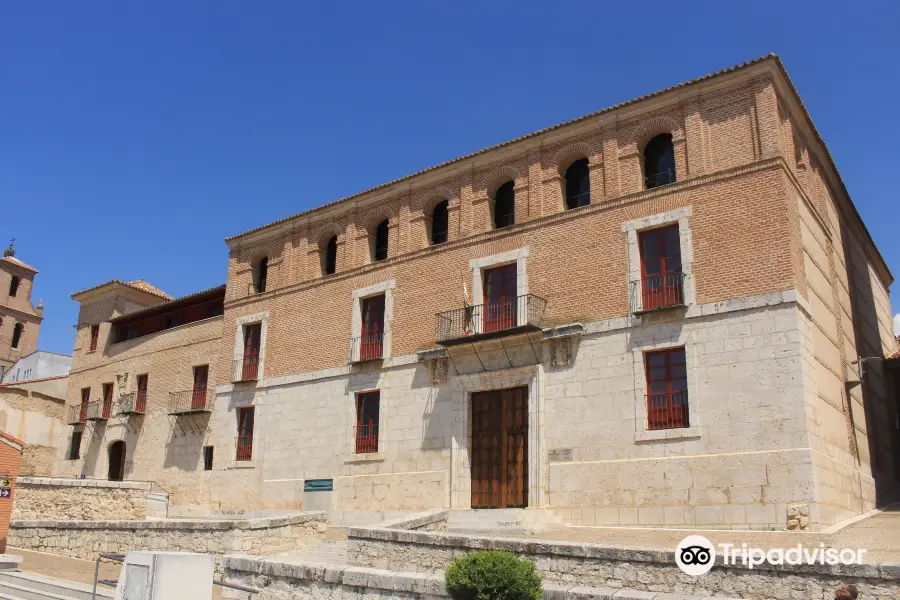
[{"x1": 303, "y1": 479, "x2": 333, "y2": 492}]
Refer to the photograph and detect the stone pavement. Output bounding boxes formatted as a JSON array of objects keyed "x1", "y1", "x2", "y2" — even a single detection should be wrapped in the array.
[{"x1": 517, "y1": 505, "x2": 900, "y2": 563}]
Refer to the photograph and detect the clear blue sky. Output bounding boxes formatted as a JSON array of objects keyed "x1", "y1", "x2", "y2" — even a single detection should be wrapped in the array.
[{"x1": 2, "y1": 1, "x2": 899, "y2": 355}]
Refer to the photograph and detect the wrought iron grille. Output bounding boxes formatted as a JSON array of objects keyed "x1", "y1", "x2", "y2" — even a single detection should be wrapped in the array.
[
  {"x1": 629, "y1": 272, "x2": 686, "y2": 313},
  {"x1": 435, "y1": 293, "x2": 547, "y2": 344},
  {"x1": 646, "y1": 391, "x2": 690, "y2": 430},
  {"x1": 233, "y1": 356, "x2": 260, "y2": 382},
  {"x1": 115, "y1": 392, "x2": 147, "y2": 415},
  {"x1": 354, "y1": 424, "x2": 379, "y2": 454},
  {"x1": 168, "y1": 388, "x2": 211, "y2": 414},
  {"x1": 348, "y1": 331, "x2": 385, "y2": 363}
]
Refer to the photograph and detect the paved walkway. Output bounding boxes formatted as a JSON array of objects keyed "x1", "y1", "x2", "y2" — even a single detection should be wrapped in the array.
[{"x1": 522, "y1": 505, "x2": 900, "y2": 563}]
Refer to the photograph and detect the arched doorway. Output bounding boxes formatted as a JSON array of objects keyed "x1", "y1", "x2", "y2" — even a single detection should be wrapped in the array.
[{"x1": 108, "y1": 441, "x2": 126, "y2": 482}]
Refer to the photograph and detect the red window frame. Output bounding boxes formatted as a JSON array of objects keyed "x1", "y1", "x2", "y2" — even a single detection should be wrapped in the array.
[
  {"x1": 79, "y1": 387, "x2": 90, "y2": 422},
  {"x1": 136, "y1": 374, "x2": 148, "y2": 413},
  {"x1": 360, "y1": 295, "x2": 385, "y2": 361},
  {"x1": 645, "y1": 348, "x2": 689, "y2": 430},
  {"x1": 102, "y1": 383, "x2": 113, "y2": 418},
  {"x1": 192, "y1": 365, "x2": 209, "y2": 410},
  {"x1": 355, "y1": 391, "x2": 380, "y2": 454},
  {"x1": 482, "y1": 264, "x2": 517, "y2": 332},
  {"x1": 242, "y1": 323, "x2": 261, "y2": 380},
  {"x1": 89, "y1": 325, "x2": 99, "y2": 352},
  {"x1": 639, "y1": 225, "x2": 684, "y2": 311},
  {"x1": 236, "y1": 406, "x2": 255, "y2": 461}
]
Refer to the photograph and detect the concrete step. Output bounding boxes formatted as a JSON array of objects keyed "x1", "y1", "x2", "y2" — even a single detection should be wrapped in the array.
[
  {"x1": 0, "y1": 572, "x2": 114, "y2": 600},
  {"x1": 446, "y1": 509, "x2": 567, "y2": 534},
  {"x1": 285, "y1": 540, "x2": 349, "y2": 565}
]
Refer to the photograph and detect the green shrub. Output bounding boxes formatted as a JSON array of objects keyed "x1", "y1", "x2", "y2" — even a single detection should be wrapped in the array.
[{"x1": 445, "y1": 550, "x2": 542, "y2": 600}]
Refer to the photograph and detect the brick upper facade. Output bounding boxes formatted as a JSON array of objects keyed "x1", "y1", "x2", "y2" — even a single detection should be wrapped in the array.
[{"x1": 55, "y1": 55, "x2": 899, "y2": 528}]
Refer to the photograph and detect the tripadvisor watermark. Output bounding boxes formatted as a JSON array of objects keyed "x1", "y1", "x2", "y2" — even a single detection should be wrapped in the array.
[{"x1": 675, "y1": 535, "x2": 867, "y2": 576}]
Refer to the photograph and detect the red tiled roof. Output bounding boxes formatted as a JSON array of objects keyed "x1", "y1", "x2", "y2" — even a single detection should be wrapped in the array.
[
  {"x1": 0, "y1": 255, "x2": 37, "y2": 273},
  {"x1": 71, "y1": 279, "x2": 173, "y2": 300},
  {"x1": 0, "y1": 430, "x2": 24, "y2": 449}
]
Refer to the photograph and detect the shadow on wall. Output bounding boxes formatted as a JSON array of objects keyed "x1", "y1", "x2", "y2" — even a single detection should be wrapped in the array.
[
  {"x1": 841, "y1": 223, "x2": 900, "y2": 506},
  {"x1": 163, "y1": 422, "x2": 207, "y2": 470}
]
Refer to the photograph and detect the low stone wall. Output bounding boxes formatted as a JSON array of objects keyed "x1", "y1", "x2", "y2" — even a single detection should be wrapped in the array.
[
  {"x1": 347, "y1": 526, "x2": 900, "y2": 600},
  {"x1": 8, "y1": 512, "x2": 327, "y2": 567},
  {"x1": 11, "y1": 477, "x2": 165, "y2": 520},
  {"x1": 380, "y1": 509, "x2": 448, "y2": 532},
  {"x1": 221, "y1": 554, "x2": 741, "y2": 600}
]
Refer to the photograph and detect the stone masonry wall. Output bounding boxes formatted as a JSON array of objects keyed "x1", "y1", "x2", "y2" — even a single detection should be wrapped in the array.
[
  {"x1": 345, "y1": 527, "x2": 900, "y2": 600},
  {"x1": 221, "y1": 555, "x2": 743, "y2": 600},
  {"x1": 8, "y1": 512, "x2": 326, "y2": 566},
  {"x1": 12, "y1": 477, "x2": 154, "y2": 521}
]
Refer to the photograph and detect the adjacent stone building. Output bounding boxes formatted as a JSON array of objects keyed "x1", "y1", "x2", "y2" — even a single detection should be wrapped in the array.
[
  {"x1": 0, "y1": 242, "x2": 43, "y2": 378},
  {"x1": 56, "y1": 55, "x2": 899, "y2": 530}
]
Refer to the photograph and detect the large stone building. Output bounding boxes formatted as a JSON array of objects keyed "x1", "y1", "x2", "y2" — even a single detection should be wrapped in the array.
[
  {"x1": 55, "y1": 55, "x2": 899, "y2": 530},
  {"x1": 0, "y1": 242, "x2": 43, "y2": 378}
]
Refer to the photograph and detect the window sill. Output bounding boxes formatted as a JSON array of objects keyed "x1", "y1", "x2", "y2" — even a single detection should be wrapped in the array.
[
  {"x1": 634, "y1": 426, "x2": 701, "y2": 443},
  {"x1": 344, "y1": 453, "x2": 384, "y2": 464},
  {"x1": 226, "y1": 462, "x2": 256, "y2": 470}
]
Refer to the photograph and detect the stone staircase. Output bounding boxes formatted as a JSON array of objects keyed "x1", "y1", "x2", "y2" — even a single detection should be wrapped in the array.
[
  {"x1": 282, "y1": 539, "x2": 349, "y2": 565},
  {"x1": 0, "y1": 571, "x2": 114, "y2": 600},
  {"x1": 446, "y1": 508, "x2": 567, "y2": 536}
]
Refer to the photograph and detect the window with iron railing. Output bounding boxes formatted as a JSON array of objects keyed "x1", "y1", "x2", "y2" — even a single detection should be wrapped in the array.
[
  {"x1": 633, "y1": 224, "x2": 684, "y2": 313},
  {"x1": 645, "y1": 347, "x2": 689, "y2": 430},
  {"x1": 234, "y1": 323, "x2": 262, "y2": 381},
  {"x1": 236, "y1": 406, "x2": 254, "y2": 461},
  {"x1": 350, "y1": 295, "x2": 385, "y2": 363},
  {"x1": 355, "y1": 391, "x2": 379, "y2": 454},
  {"x1": 102, "y1": 383, "x2": 114, "y2": 419},
  {"x1": 565, "y1": 158, "x2": 590, "y2": 210},
  {"x1": 643, "y1": 133, "x2": 676, "y2": 189},
  {"x1": 493, "y1": 181, "x2": 515, "y2": 229}
]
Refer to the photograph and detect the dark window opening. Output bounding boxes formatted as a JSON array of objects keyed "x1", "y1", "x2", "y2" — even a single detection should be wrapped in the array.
[
  {"x1": 89, "y1": 325, "x2": 100, "y2": 351},
  {"x1": 323, "y1": 235, "x2": 338, "y2": 275},
  {"x1": 10, "y1": 323, "x2": 23, "y2": 349},
  {"x1": 355, "y1": 391, "x2": 380, "y2": 453},
  {"x1": 208, "y1": 304, "x2": 224, "y2": 318},
  {"x1": 645, "y1": 347, "x2": 688, "y2": 430},
  {"x1": 565, "y1": 158, "x2": 591, "y2": 209},
  {"x1": 192, "y1": 365, "x2": 209, "y2": 410},
  {"x1": 430, "y1": 200, "x2": 449, "y2": 245},
  {"x1": 493, "y1": 181, "x2": 515, "y2": 229},
  {"x1": 643, "y1": 134, "x2": 676, "y2": 189},
  {"x1": 68, "y1": 431, "x2": 82, "y2": 460},
  {"x1": 236, "y1": 406, "x2": 255, "y2": 461},
  {"x1": 164, "y1": 314, "x2": 181, "y2": 330},
  {"x1": 373, "y1": 219, "x2": 389, "y2": 262},
  {"x1": 125, "y1": 329, "x2": 138, "y2": 341},
  {"x1": 8, "y1": 276, "x2": 19, "y2": 298},
  {"x1": 253, "y1": 256, "x2": 268, "y2": 294},
  {"x1": 203, "y1": 446, "x2": 214, "y2": 470}
]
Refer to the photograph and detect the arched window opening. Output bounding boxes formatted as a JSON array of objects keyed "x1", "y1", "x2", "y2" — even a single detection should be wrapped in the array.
[
  {"x1": 11, "y1": 323, "x2": 23, "y2": 349},
  {"x1": 493, "y1": 181, "x2": 515, "y2": 229},
  {"x1": 373, "y1": 219, "x2": 389, "y2": 262},
  {"x1": 430, "y1": 200, "x2": 449, "y2": 245},
  {"x1": 9, "y1": 276, "x2": 20, "y2": 297},
  {"x1": 253, "y1": 256, "x2": 268, "y2": 294},
  {"x1": 643, "y1": 134, "x2": 676, "y2": 189},
  {"x1": 323, "y1": 235, "x2": 338, "y2": 275},
  {"x1": 564, "y1": 158, "x2": 591, "y2": 209}
]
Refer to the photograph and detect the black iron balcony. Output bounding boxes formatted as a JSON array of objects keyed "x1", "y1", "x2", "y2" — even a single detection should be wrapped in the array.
[
  {"x1": 116, "y1": 392, "x2": 147, "y2": 415},
  {"x1": 67, "y1": 404, "x2": 87, "y2": 425},
  {"x1": 644, "y1": 168, "x2": 676, "y2": 189},
  {"x1": 85, "y1": 400, "x2": 113, "y2": 421},
  {"x1": 348, "y1": 332, "x2": 384, "y2": 364},
  {"x1": 647, "y1": 391, "x2": 690, "y2": 430},
  {"x1": 630, "y1": 272, "x2": 686, "y2": 314},
  {"x1": 233, "y1": 356, "x2": 260, "y2": 382},
  {"x1": 436, "y1": 293, "x2": 547, "y2": 346},
  {"x1": 168, "y1": 388, "x2": 212, "y2": 415},
  {"x1": 354, "y1": 423, "x2": 379, "y2": 454}
]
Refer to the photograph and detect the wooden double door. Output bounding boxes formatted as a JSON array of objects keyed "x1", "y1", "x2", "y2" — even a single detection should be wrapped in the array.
[{"x1": 471, "y1": 387, "x2": 528, "y2": 509}]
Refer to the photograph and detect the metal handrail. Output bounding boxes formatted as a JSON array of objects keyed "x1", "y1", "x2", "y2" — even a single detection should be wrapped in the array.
[
  {"x1": 644, "y1": 168, "x2": 676, "y2": 189},
  {"x1": 168, "y1": 388, "x2": 212, "y2": 414},
  {"x1": 629, "y1": 271, "x2": 686, "y2": 313},
  {"x1": 435, "y1": 293, "x2": 547, "y2": 344},
  {"x1": 115, "y1": 392, "x2": 147, "y2": 415},
  {"x1": 348, "y1": 331, "x2": 385, "y2": 364},
  {"x1": 233, "y1": 356, "x2": 260, "y2": 382}
]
